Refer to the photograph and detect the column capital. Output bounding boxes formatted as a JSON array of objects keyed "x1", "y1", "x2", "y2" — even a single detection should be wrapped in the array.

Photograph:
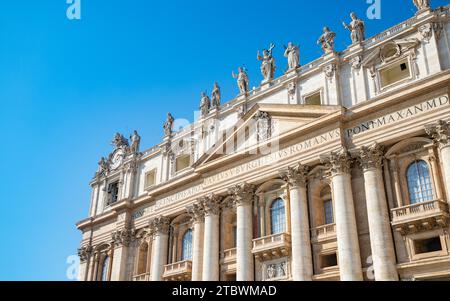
[
  {"x1": 77, "y1": 245, "x2": 93, "y2": 263},
  {"x1": 150, "y1": 215, "x2": 171, "y2": 235},
  {"x1": 111, "y1": 228, "x2": 136, "y2": 247},
  {"x1": 201, "y1": 194, "x2": 222, "y2": 216},
  {"x1": 229, "y1": 182, "x2": 256, "y2": 206},
  {"x1": 320, "y1": 146, "x2": 353, "y2": 176},
  {"x1": 281, "y1": 163, "x2": 309, "y2": 187},
  {"x1": 356, "y1": 143, "x2": 384, "y2": 170},
  {"x1": 187, "y1": 201, "x2": 205, "y2": 222},
  {"x1": 426, "y1": 120, "x2": 450, "y2": 149}
]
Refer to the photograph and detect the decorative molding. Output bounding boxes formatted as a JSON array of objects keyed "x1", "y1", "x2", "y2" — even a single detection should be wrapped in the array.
[
  {"x1": 187, "y1": 201, "x2": 205, "y2": 222},
  {"x1": 201, "y1": 194, "x2": 222, "y2": 216},
  {"x1": 150, "y1": 216, "x2": 171, "y2": 235},
  {"x1": 77, "y1": 246, "x2": 93, "y2": 263},
  {"x1": 320, "y1": 146, "x2": 353, "y2": 176},
  {"x1": 351, "y1": 55, "x2": 363, "y2": 70},
  {"x1": 253, "y1": 111, "x2": 272, "y2": 142},
  {"x1": 418, "y1": 23, "x2": 433, "y2": 43},
  {"x1": 228, "y1": 183, "x2": 256, "y2": 206},
  {"x1": 356, "y1": 143, "x2": 385, "y2": 170},
  {"x1": 425, "y1": 120, "x2": 450, "y2": 149},
  {"x1": 111, "y1": 228, "x2": 136, "y2": 247},
  {"x1": 323, "y1": 64, "x2": 337, "y2": 82},
  {"x1": 280, "y1": 163, "x2": 309, "y2": 187}
]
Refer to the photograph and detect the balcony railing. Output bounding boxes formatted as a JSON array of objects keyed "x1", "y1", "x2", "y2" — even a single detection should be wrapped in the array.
[
  {"x1": 311, "y1": 224, "x2": 337, "y2": 243},
  {"x1": 162, "y1": 260, "x2": 192, "y2": 281},
  {"x1": 392, "y1": 199, "x2": 449, "y2": 235},
  {"x1": 252, "y1": 233, "x2": 291, "y2": 261},
  {"x1": 132, "y1": 273, "x2": 150, "y2": 281},
  {"x1": 221, "y1": 248, "x2": 237, "y2": 264}
]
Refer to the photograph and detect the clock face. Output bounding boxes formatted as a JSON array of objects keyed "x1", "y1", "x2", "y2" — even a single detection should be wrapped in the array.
[{"x1": 110, "y1": 149, "x2": 124, "y2": 170}]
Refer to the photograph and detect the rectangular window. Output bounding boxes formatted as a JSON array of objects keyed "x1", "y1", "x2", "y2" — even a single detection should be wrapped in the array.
[
  {"x1": 320, "y1": 253, "x2": 338, "y2": 269},
  {"x1": 379, "y1": 58, "x2": 411, "y2": 88},
  {"x1": 324, "y1": 200, "x2": 334, "y2": 225},
  {"x1": 414, "y1": 237, "x2": 442, "y2": 255},
  {"x1": 304, "y1": 91, "x2": 321, "y2": 106},
  {"x1": 176, "y1": 155, "x2": 190, "y2": 172},
  {"x1": 145, "y1": 170, "x2": 156, "y2": 188},
  {"x1": 107, "y1": 182, "x2": 119, "y2": 206}
]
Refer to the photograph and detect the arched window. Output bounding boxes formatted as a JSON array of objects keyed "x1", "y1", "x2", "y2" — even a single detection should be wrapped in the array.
[
  {"x1": 407, "y1": 160, "x2": 434, "y2": 204},
  {"x1": 270, "y1": 198, "x2": 286, "y2": 235},
  {"x1": 101, "y1": 255, "x2": 109, "y2": 281},
  {"x1": 181, "y1": 229, "x2": 193, "y2": 261},
  {"x1": 136, "y1": 243, "x2": 149, "y2": 275}
]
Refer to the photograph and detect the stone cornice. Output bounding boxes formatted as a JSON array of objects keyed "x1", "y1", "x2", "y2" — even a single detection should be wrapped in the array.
[{"x1": 426, "y1": 120, "x2": 450, "y2": 149}]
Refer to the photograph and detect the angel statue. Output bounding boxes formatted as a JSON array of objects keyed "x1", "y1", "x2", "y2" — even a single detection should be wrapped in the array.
[
  {"x1": 284, "y1": 42, "x2": 300, "y2": 71},
  {"x1": 413, "y1": 0, "x2": 430, "y2": 11},
  {"x1": 343, "y1": 12, "x2": 365, "y2": 44},
  {"x1": 211, "y1": 82, "x2": 221, "y2": 109},
  {"x1": 232, "y1": 67, "x2": 250, "y2": 95},
  {"x1": 199, "y1": 92, "x2": 211, "y2": 117},
  {"x1": 317, "y1": 27, "x2": 336, "y2": 54},
  {"x1": 257, "y1": 43, "x2": 276, "y2": 83}
]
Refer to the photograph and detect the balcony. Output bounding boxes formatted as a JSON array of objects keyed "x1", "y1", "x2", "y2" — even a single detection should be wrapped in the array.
[
  {"x1": 392, "y1": 199, "x2": 450, "y2": 235},
  {"x1": 311, "y1": 224, "x2": 337, "y2": 243},
  {"x1": 221, "y1": 248, "x2": 237, "y2": 264},
  {"x1": 252, "y1": 233, "x2": 291, "y2": 261},
  {"x1": 162, "y1": 260, "x2": 192, "y2": 281},
  {"x1": 132, "y1": 273, "x2": 150, "y2": 281}
]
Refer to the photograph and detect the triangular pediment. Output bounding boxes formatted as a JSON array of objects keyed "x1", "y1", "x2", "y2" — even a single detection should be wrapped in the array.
[{"x1": 193, "y1": 103, "x2": 342, "y2": 169}]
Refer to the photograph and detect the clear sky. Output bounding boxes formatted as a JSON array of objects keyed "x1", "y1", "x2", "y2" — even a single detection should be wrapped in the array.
[{"x1": 0, "y1": 0, "x2": 448, "y2": 281}]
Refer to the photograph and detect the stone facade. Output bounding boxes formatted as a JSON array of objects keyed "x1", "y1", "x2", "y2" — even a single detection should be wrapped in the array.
[{"x1": 77, "y1": 5, "x2": 450, "y2": 281}]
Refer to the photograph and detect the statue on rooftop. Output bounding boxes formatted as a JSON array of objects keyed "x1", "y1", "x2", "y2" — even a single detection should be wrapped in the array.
[
  {"x1": 200, "y1": 92, "x2": 211, "y2": 117},
  {"x1": 232, "y1": 67, "x2": 250, "y2": 95},
  {"x1": 317, "y1": 27, "x2": 336, "y2": 54},
  {"x1": 413, "y1": 0, "x2": 430, "y2": 11},
  {"x1": 211, "y1": 82, "x2": 221, "y2": 109},
  {"x1": 343, "y1": 12, "x2": 365, "y2": 44},
  {"x1": 257, "y1": 43, "x2": 276, "y2": 83},
  {"x1": 111, "y1": 133, "x2": 129, "y2": 149},
  {"x1": 284, "y1": 42, "x2": 300, "y2": 71},
  {"x1": 163, "y1": 113, "x2": 174, "y2": 137},
  {"x1": 129, "y1": 130, "x2": 141, "y2": 154}
]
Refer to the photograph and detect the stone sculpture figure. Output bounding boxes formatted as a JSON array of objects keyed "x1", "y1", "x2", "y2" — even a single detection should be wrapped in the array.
[
  {"x1": 317, "y1": 27, "x2": 336, "y2": 54},
  {"x1": 257, "y1": 43, "x2": 276, "y2": 82},
  {"x1": 343, "y1": 12, "x2": 365, "y2": 44},
  {"x1": 413, "y1": 0, "x2": 430, "y2": 11},
  {"x1": 97, "y1": 157, "x2": 109, "y2": 175},
  {"x1": 284, "y1": 42, "x2": 300, "y2": 71},
  {"x1": 211, "y1": 82, "x2": 221, "y2": 109},
  {"x1": 130, "y1": 130, "x2": 141, "y2": 154},
  {"x1": 111, "y1": 133, "x2": 129, "y2": 149},
  {"x1": 200, "y1": 92, "x2": 211, "y2": 117},
  {"x1": 232, "y1": 67, "x2": 250, "y2": 95},
  {"x1": 163, "y1": 113, "x2": 174, "y2": 136}
]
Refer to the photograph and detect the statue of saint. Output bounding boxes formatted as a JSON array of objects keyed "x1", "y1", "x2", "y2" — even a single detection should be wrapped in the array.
[
  {"x1": 257, "y1": 43, "x2": 276, "y2": 82},
  {"x1": 232, "y1": 67, "x2": 250, "y2": 95},
  {"x1": 97, "y1": 157, "x2": 109, "y2": 175},
  {"x1": 317, "y1": 27, "x2": 336, "y2": 54},
  {"x1": 211, "y1": 82, "x2": 221, "y2": 109},
  {"x1": 200, "y1": 92, "x2": 211, "y2": 117},
  {"x1": 343, "y1": 12, "x2": 365, "y2": 44},
  {"x1": 130, "y1": 130, "x2": 141, "y2": 154},
  {"x1": 413, "y1": 0, "x2": 430, "y2": 11},
  {"x1": 163, "y1": 113, "x2": 174, "y2": 136},
  {"x1": 284, "y1": 42, "x2": 300, "y2": 71}
]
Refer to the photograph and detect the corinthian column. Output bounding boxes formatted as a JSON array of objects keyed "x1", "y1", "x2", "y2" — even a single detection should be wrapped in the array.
[
  {"x1": 110, "y1": 228, "x2": 135, "y2": 281},
  {"x1": 150, "y1": 216, "x2": 170, "y2": 281},
  {"x1": 282, "y1": 164, "x2": 313, "y2": 281},
  {"x1": 426, "y1": 120, "x2": 450, "y2": 203},
  {"x1": 201, "y1": 194, "x2": 221, "y2": 281},
  {"x1": 321, "y1": 147, "x2": 363, "y2": 281},
  {"x1": 187, "y1": 202, "x2": 205, "y2": 281},
  {"x1": 357, "y1": 144, "x2": 398, "y2": 281},
  {"x1": 229, "y1": 183, "x2": 256, "y2": 281}
]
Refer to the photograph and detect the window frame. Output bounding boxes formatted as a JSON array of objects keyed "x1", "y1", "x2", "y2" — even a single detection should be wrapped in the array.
[
  {"x1": 406, "y1": 160, "x2": 435, "y2": 205},
  {"x1": 181, "y1": 229, "x2": 193, "y2": 261},
  {"x1": 269, "y1": 198, "x2": 286, "y2": 235},
  {"x1": 303, "y1": 88, "x2": 323, "y2": 106},
  {"x1": 377, "y1": 56, "x2": 413, "y2": 91}
]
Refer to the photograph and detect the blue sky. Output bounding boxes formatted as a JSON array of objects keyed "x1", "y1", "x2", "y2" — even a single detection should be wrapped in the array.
[{"x1": 0, "y1": 0, "x2": 447, "y2": 281}]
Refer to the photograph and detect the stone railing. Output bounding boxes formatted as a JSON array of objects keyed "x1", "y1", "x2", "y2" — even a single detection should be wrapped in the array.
[
  {"x1": 163, "y1": 260, "x2": 192, "y2": 281},
  {"x1": 221, "y1": 248, "x2": 237, "y2": 264},
  {"x1": 132, "y1": 273, "x2": 150, "y2": 281},
  {"x1": 363, "y1": 16, "x2": 418, "y2": 48},
  {"x1": 311, "y1": 224, "x2": 337, "y2": 243},
  {"x1": 392, "y1": 199, "x2": 449, "y2": 234},
  {"x1": 252, "y1": 233, "x2": 291, "y2": 261}
]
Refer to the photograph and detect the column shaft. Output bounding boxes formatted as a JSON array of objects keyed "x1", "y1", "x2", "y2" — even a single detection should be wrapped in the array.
[
  {"x1": 236, "y1": 202, "x2": 254, "y2": 281},
  {"x1": 440, "y1": 146, "x2": 450, "y2": 202},
  {"x1": 191, "y1": 221, "x2": 204, "y2": 281},
  {"x1": 202, "y1": 214, "x2": 219, "y2": 281},
  {"x1": 150, "y1": 233, "x2": 169, "y2": 281}
]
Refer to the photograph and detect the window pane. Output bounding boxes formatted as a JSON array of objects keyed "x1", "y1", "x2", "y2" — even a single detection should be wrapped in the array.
[
  {"x1": 324, "y1": 200, "x2": 334, "y2": 225},
  {"x1": 181, "y1": 229, "x2": 193, "y2": 261},
  {"x1": 101, "y1": 256, "x2": 109, "y2": 281},
  {"x1": 270, "y1": 199, "x2": 286, "y2": 235},
  {"x1": 407, "y1": 160, "x2": 434, "y2": 204}
]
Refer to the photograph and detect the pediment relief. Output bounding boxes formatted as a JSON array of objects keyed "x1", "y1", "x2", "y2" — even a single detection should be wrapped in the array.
[{"x1": 362, "y1": 38, "x2": 420, "y2": 67}]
